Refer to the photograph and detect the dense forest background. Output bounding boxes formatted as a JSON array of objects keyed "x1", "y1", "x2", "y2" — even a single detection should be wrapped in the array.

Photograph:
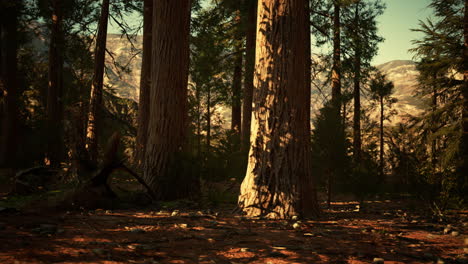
[{"x1": 0, "y1": 0, "x2": 466, "y2": 218}]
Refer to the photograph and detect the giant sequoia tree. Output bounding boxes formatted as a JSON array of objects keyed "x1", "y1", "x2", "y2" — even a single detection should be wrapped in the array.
[
  {"x1": 143, "y1": 0, "x2": 197, "y2": 200},
  {"x1": 238, "y1": 0, "x2": 319, "y2": 219}
]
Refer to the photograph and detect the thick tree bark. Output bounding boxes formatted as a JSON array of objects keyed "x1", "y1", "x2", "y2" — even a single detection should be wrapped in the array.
[
  {"x1": 143, "y1": 0, "x2": 197, "y2": 200},
  {"x1": 241, "y1": 0, "x2": 257, "y2": 151},
  {"x1": 238, "y1": 0, "x2": 319, "y2": 219},
  {"x1": 0, "y1": 2, "x2": 19, "y2": 168},
  {"x1": 353, "y1": 4, "x2": 362, "y2": 164},
  {"x1": 136, "y1": 0, "x2": 153, "y2": 168},
  {"x1": 85, "y1": 0, "x2": 110, "y2": 164},
  {"x1": 46, "y1": 0, "x2": 64, "y2": 168}
]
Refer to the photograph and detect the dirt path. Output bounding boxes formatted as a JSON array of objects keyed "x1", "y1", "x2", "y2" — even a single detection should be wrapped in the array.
[{"x1": 0, "y1": 201, "x2": 466, "y2": 264}]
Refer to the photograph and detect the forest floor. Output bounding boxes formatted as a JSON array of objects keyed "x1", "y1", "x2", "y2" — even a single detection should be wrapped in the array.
[{"x1": 0, "y1": 197, "x2": 467, "y2": 264}]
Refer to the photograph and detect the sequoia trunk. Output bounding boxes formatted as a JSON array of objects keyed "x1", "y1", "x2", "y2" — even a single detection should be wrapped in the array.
[
  {"x1": 143, "y1": 0, "x2": 196, "y2": 200},
  {"x1": 238, "y1": 0, "x2": 319, "y2": 219}
]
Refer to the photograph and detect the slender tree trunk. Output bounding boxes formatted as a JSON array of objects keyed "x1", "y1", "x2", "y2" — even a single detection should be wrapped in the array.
[
  {"x1": 241, "y1": 0, "x2": 257, "y2": 151},
  {"x1": 231, "y1": 48, "x2": 242, "y2": 135},
  {"x1": 143, "y1": 0, "x2": 196, "y2": 200},
  {"x1": 85, "y1": 0, "x2": 110, "y2": 164},
  {"x1": 0, "y1": 2, "x2": 19, "y2": 168},
  {"x1": 196, "y1": 86, "x2": 201, "y2": 157},
  {"x1": 328, "y1": 1, "x2": 341, "y2": 207},
  {"x1": 238, "y1": 0, "x2": 319, "y2": 219},
  {"x1": 206, "y1": 85, "x2": 211, "y2": 155},
  {"x1": 431, "y1": 81, "x2": 437, "y2": 173},
  {"x1": 136, "y1": 0, "x2": 153, "y2": 168},
  {"x1": 331, "y1": 1, "x2": 341, "y2": 107},
  {"x1": 379, "y1": 96, "x2": 384, "y2": 182},
  {"x1": 46, "y1": 0, "x2": 64, "y2": 168},
  {"x1": 353, "y1": 4, "x2": 362, "y2": 164}
]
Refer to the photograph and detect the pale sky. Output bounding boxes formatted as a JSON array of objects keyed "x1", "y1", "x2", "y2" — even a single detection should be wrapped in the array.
[
  {"x1": 108, "y1": 0, "x2": 434, "y2": 65},
  {"x1": 372, "y1": 0, "x2": 433, "y2": 65}
]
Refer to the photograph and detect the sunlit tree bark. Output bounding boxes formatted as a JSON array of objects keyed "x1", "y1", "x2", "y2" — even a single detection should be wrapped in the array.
[
  {"x1": 461, "y1": 0, "x2": 468, "y2": 193},
  {"x1": 238, "y1": 0, "x2": 319, "y2": 219},
  {"x1": 85, "y1": 0, "x2": 109, "y2": 163}
]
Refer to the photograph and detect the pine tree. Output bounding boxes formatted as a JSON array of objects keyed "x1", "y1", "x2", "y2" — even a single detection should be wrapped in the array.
[
  {"x1": 85, "y1": 0, "x2": 110, "y2": 164},
  {"x1": 369, "y1": 70, "x2": 395, "y2": 183},
  {"x1": 45, "y1": 0, "x2": 65, "y2": 168}
]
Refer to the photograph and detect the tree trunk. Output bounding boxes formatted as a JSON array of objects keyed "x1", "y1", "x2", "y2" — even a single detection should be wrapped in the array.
[
  {"x1": 136, "y1": 0, "x2": 153, "y2": 168},
  {"x1": 460, "y1": 0, "x2": 468, "y2": 194},
  {"x1": 238, "y1": 0, "x2": 319, "y2": 219},
  {"x1": 331, "y1": 1, "x2": 341, "y2": 108},
  {"x1": 231, "y1": 47, "x2": 242, "y2": 135},
  {"x1": 143, "y1": 0, "x2": 197, "y2": 200},
  {"x1": 241, "y1": 0, "x2": 257, "y2": 151},
  {"x1": 206, "y1": 85, "x2": 211, "y2": 155},
  {"x1": 0, "y1": 2, "x2": 19, "y2": 168},
  {"x1": 379, "y1": 95, "x2": 384, "y2": 183},
  {"x1": 352, "y1": 3, "x2": 361, "y2": 164},
  {"x1": 45, "y1": 0, "x2": 64, "y2": 168},
  {"x1": 328, "y1": 1, "x2": 341, "y2": 206},
  {"x1": 85, "y1": 0, "x2": 110, "y2": 164}
]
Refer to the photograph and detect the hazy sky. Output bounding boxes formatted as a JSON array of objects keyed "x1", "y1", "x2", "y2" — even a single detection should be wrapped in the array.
[
  {"x1": 373, "y1": 0, "x2": 433, "y2": 65},
  {"x1": 108, "y1": 0, "x2": 435, "y2": 65}
]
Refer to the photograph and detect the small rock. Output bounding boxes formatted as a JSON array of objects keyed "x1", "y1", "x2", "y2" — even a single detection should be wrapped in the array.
[
  {"x1": 292, "y1": 222, "x2": 301, "y2": 229},
  {"x1": 171, "y1": 210, "x2": 180, "y2": 217},
  {"x1": 129, "y1": 228, "x2": 145, "y2": 233},
  {"x1": 450, "y1": 231, "x2": 459, "y2": 237},
  {"x1": 105, "y1": 210, "x2": 112, "y2": 214},
  {"x1": 175, "y1": 223, "x2": 188, "y2": 229},
  {"x1": 436, "y1": 259, "x2": 445, "y2": 264},
  {"x1": 443, "y1": 228, "x2": 451, "y2": 234},
  {"x1": 240, "y1": 248, "x2": 250, "y2": 252},
  {"x1": 291, "y1": 215, "x2": 299, "y2": 220},
  {"x1": 373, "y1": 258, "x2": 384, "y2": 264},
  {"x1": 303, "y1": 233, "x2": 315, "y2": 237}
]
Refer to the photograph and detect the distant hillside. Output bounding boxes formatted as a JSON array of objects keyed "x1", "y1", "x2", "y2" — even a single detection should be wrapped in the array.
[
  {"x1": 376, "y1": 60, "x2": 424, "y2": 123},
  {"x1": 104, "y1": 36, "x2": 424, "y2": 125}
]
